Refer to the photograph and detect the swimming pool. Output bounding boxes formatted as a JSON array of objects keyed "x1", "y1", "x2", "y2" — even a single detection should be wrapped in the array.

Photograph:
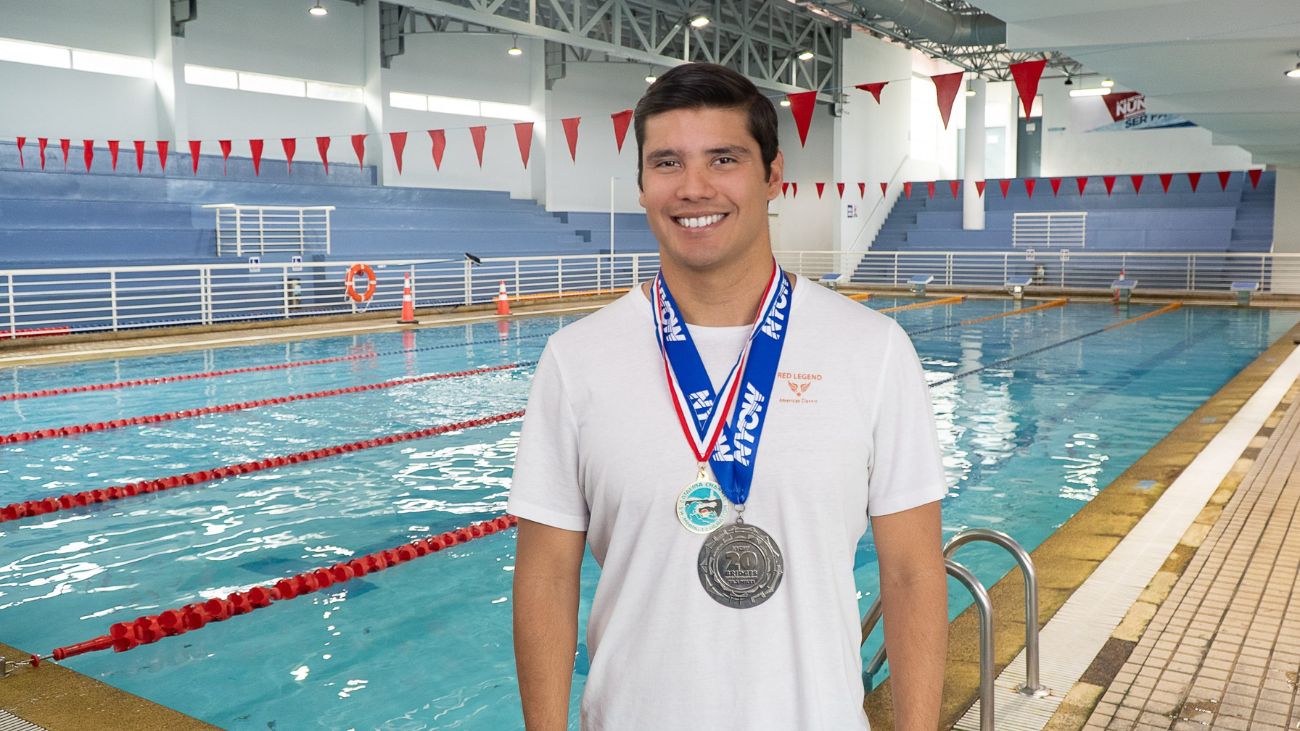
[{"x1": 1, "y1": 298, "x2": 1296, "y2": 729}]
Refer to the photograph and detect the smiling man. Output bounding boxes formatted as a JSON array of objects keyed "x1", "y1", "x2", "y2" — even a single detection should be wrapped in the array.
[{"x1": 510, "y1": 63, "x2": 948, "y2": 730}]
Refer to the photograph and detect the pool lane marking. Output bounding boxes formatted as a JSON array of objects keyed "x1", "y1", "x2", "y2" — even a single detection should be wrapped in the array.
[
  {"x1": 878, "y1": 295, "x2": 968, "y2": 314},
  {"x1": 0, "y1": 333, "x2": 550, "y2": 402},
  {"x1": 848, "y1": 292, "x2": 872, "y2": 301},
  {"x1": 909, "y1": 298, "x2": 1069, "y2": 336},
  {"x1": 33, "y1": 514, "x2": 520, "y2": 667},
  {"x1": 0, "y1": 302, "x2": 605, "y2": 367},
  {"x1": 0, "y1": 361, "x2": 534, "y2": 445},
  {"x1": 0, "y1": 410, "x2": 525, "y2": 524},
  {"x1": 929, "y1": 302, "x2": 1183, "y2": 388}
]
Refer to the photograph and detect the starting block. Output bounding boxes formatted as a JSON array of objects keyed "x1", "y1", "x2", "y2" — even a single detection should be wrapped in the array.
[
  {"x1": 1230, "y1": 281, "x2": 1258, "y2": 306},
  {"x1": 1006, "y1": 275, "x2": 1032, "y2": 301},
  {"x1": 1111, "y1": 278, "x2": 1137, "y2": 305},
  {"x1": 819, "y1": 273, "x2": 845, "y2": 290},
  {"x1": 908, "y1": 274, "x2": 934, "y2": 297}
]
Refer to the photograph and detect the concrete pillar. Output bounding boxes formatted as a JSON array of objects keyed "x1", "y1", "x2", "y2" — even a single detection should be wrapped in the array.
[
  {"x1": 153, "y1": 0, "x2": 184, "y2": 144},
  {"x1": 362, "y1": 0, "x2": 386, "y2": 185},
  {"x1": 1273, "y1": 166, "x2": 1300, "y2": 294},
  {"x1": 963, "y1": 78, "x2": 986, "y2": 231}
]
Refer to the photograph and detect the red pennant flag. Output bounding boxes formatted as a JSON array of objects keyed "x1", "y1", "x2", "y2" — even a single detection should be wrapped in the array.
[
  {"x1": 108, "y1": 140, "x2": 120, "y2": 170},
  {"x1": 903, "y1": 182, "x2": 913, "y2": 199},
  {"x1": 854, "y1": 82, "x2": 888, "y2": 104},
  {"x1": 188, "y1": 140, "x2": 201, "y2": 174},
  {"x1": 931, "y1": 71, "x2": 964, "y2": 129},
  {"x1": 781, "y1": 182, "x2": 789, "y2": 197},
  {"x1": 38, "y1": 137, "x2": 48, "y2": 170},
  {"x1": 513, "y1": 122, "x2": 533, "y2": 168},
  {"x1": 1187, "y1": 172, "x2": 1201, "y2": 192},
  {"x1": 59, "y1": 138, "x2": 70, "y2": 169},
  {"x1": 316, "y1": 136, "x2": 330, "y2": 174},
  {"x1": 156, "y1": 140, "x2": 170, "y2": 172},
  {"x1": 561, "y1": 117, "x2": 581, "y2": 162},
  {"x1": 15, "y1": 136, "x2": 25, "y2": 168},
  {"x1": 1024, "y1": 178, "x2": 1037, "y2": 198},
  {"x1": 219, "y1": 140, "x2": 232, "y2": 175},
  {"x1": 82, "y1": 140, "x2": 94, "y2": 171},
  {"x1": 351, "y1": 134, "x2": 366, "y2": 168},
  {"x1": 998, "y1": 179, "x2": 1011, "y2": 198},
  {"x1": 428, "y1": 130, "x2": 446, "y2": 170},
  {"x1": 786, "y1": 91, "x2": 817, "y2": 147},
  {"x1": 879, "y1": 182, "x2": 888, "y2": 197},
  {"x1": 611, "y1": 109, "x2": 633, "y2": 153},
  {"x1": 857, "y1": 182, "x2": 866, "y2": 198},
  {"x1": 975, "y1": 180, "x2": 986, "y2": 197},
  {"x1": 836, "y1": 182, "x2": 845, "y2": 198},
  {"x1": 389, "y1": 131, "x2": 407, "y2": 174},
  {"x1": 249, "y1": 139, "x2": 264, "y2": 176},
  {"x1": 1103, "y1": 175, "x2": 1117, "y2": 195},
  {"x1": 470, "y1": 126, "x2": 487, "y2": 167},
  {"x1": 1131, "y1": 174, "x2": 1144, "y2": 194},
  {"x1": 1008, "y1": 59, "x2": 1047, "y2": 119},
  {"x1": 1049, "y1": 178, "x2": 1062, "y2": 196},
  {"x1": 281, "y1": 138, "x2": 296, "y2": 174},
  {"x1": 1159, "y1": 173, "x2": 1173, "y2": 193},
  {"x1": 132, "y1": 140, "x2": 144, "y2": 173},
  {"x1": 790, "y1": 183, "x2": 798, "y2": 198},
  {"x1": 1076, "y1": 176, "x2": 1088, "y2": 195},
  {"x1": 816, "y1": 182, "x2": 825, "y2": 199},
  {"x1": 1248, "y1": 169, "x2": 1262, "y2": 189},
  {"x1": 949, "y1": 180, "x2": 960, "y2": 198},
  {"x1": 926, "y1": 181, "x2": 936, "y2": 198},
  {"x1": 1217, "y1": 170, "x2": 1231, "y2": 191}
]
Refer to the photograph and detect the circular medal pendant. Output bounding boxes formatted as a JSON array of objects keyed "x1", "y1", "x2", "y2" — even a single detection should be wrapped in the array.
[
  {"x1": 676, "y1": 480, "x2": 728, "y2": 534},
  {"x1": 697, "y1": 522, "x2": 784, "y2": 608}
]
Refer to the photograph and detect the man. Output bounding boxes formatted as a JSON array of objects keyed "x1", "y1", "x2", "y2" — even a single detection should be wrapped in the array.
[{"x1": 510, "y1": 63, "x2": 947, "y2": 730}]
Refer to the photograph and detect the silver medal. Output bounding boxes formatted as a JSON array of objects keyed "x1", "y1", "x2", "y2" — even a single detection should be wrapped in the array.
[{"x1": 697, "y1": 521, "x2": 784, "y2": 608}]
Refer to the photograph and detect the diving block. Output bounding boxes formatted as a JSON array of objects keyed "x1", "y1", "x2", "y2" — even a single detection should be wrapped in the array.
[
  {"x1": 1111, "y1": 278, "x2": 1137, "y2": 305},
  {"x1": 908, "y1": 274, "x2": 934, "y2": 297},
  {"x1": 819, "y1": 273, "x2": 845, "y2": 290},
  {"x1": 1006, "y1": 275, "x2": 1032, "y2": 301},
  {"x1": 1230, "y1": 281, "x2": 1258, "y2": 306}
]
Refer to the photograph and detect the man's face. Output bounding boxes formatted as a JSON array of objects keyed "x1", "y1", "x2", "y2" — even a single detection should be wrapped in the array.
[{"x1": 638, "y1": 106, "x2": 783, "y2": 273}]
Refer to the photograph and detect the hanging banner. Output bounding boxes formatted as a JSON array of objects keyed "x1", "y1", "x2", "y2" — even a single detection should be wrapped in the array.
[
  {"x1": 787, "y1": 91, "x2": 816, "y2": 146},
  {"x1": 903, "y1": 182, "x2": 912, "y2": 199},
  {"x1": 1187, "y1": 172, "x2": 1201, "y2": 192},
  {"x1": 1159, "y1": 173, "x2": 1173, "y2": 193},
  {"x1": 836, "y1": 182, "x2": 845, "y2": 198},
  {"x1": 281, "y1": 138, "x2": 296, "y2": 174},
  {"x1": 1248, "y1": 169, "x2": 1262, "y2": 189},
  {"x1": 611, "y1": 109, "x2": 633, "y2": 153},
  {"x1": 132, "y1": 140, "x2": 144, "y2": 173},
  {"x1": 15, "y1": 136, "x2": 25, "y2": 168},
  {"x1": 1076, "y1": 176, "x2": 1088, "y2": 195},
  {"x1": 428, "y1": 130, "x2": 446, "y2": 170},
  {"x1": 1103, "y1": 175, "x2": 1116, "y2": 195},
  {"x1": 1008, "y1": 59, "x2": 1047, "y2": 119},
  {"x1": 1024, "y1": 178, "x2": 1036, "y2": 198},
  {"x1": 1217, "y1": 171, "x2": 1231, "y2": 191},
  {"x1": 59, "y1": 139, "x2": 70, "y2": 169},
  {"x1": 389, "y1": 131, "x2": 407, "y2": 174},
  {"x1": 82, "y1": 140, "x2": 93, "y2": 172},
  {"x1": 998, "y1": 179, "x2": 1011, "y2": 198},
  {"x1": 931, "y1": 71, "x2": 963, "y2": 129},
  {"x1": 949, "y1": 180, "x2": 959, "y2": 198},
  {"x1": 249, "y1": 139, "x2": 264, "y2": 176},
  {"x1": 815, "y1": 182, "x2": 825, "y2": 199},
  {"x1": 219, "y1": 140, "x2": 232, "y2": 175},
  {"x1": 781, "y1": 182, "x2": 789, "y2": 197},
  {"x1": 925, "y1": 181, "x2": 935, "y2": 199},
  {"x1": 156, "y1": 140, "x2": 170, "y2": 172},
  {"x1": 316, "y1": 136, "x2": 331, "y2": 174},
  {"x1": 351, "y1": 133, "x2": 366, "y2": 168},
  {"x1": 108, "y1": 140, "x2": 120, "y2": 171},
  {"x1": 854, "y1": 82, "x2": 888, "y2": 104},
  {"x1": 561, "y1": 117, "x2": 581, "y2": 161},
  {"x1": 975, "y1": 180, "x2": 986, "y2": 197},
  {"x1": 1088, "y1": 92, "x2": 1193, "y2": 132},
  {"x1": 38, "y1": 137, "x2": 49, "y2": 170},
  {"x1": 188, "y1": 140, "x2": 201, "y2": 174},
  {"x1": 879, "y1": 182, "x2": 887, "y2": 197},
  {"x1": 514, "y1": 122, "x2": 533, "y2": 168},
  {"x1": 857, "y1": 182, "x2": 865, "y2": 198},
  {"x1": 470, "y1": 126, "x2": 487, "y2": 167},
  {"x1": 1049, "y1": 177, "x2": 1062, "y2": 196},
  {"x1": 1131, "y1": 174, "x2": 1144, "y2": 194},
  {"x1": 790, "y1": 182, "x2": 797, "y2": 198}
]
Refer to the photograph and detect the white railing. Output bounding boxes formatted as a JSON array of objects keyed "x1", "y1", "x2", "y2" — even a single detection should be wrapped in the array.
[
  {"x1": 203, "y1": 204, "x2": 335, "y2": 257},
  {"x1": 2, "y1": 251, "x2": 1298, "y2": 339},
  {"x1": 1013, "y1": 211, "x2": 1086, "y2": 249}
]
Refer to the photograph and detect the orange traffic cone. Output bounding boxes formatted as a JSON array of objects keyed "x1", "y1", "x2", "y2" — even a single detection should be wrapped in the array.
[
  {"x1": 1112, "y1": 268, "x2": 1125, "y2": 304},
  {"x1": 397, "y1": 272, "x2": 419, "y2": 324},
  {"x1": 496, "y1": 280, "x2": 511, "y2": 316}
]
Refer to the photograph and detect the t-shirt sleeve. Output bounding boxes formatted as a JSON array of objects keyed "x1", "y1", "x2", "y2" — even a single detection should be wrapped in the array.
[
  {"x1": 867, "y1": 321, "x2": 948, "y2": 517},
  {"x1": 507, "y1": 339, "x2": 589, "y2": 532}
]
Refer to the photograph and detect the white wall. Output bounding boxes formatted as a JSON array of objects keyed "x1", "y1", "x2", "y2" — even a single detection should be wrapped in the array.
[
  {"x1": 0, "y1": 0, "x2": 155, "y2": 56},
  {"x1": 1274, "y1": 166, "x2": 1300, "y2": 293},
  {"x1": 769, "y1": 96, "x2": 836, "y2": 253},
  {"x1": 545, "y1": 62, "x2": 645, "y2": 213}
]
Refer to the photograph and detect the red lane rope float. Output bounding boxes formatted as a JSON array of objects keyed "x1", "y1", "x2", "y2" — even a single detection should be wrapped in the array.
[
  {"x1": 0, "y1": 410, "x2": 524, "y2": 523},
  {"x1": 0, "y1": 361, "x2": 534, "y2": 445},
  {"x1": 36, "y1": 514, "x2": 520, "y2": 666},
  {"x1": 0, "y1": 333, "x2": 548, "y2": 403}
]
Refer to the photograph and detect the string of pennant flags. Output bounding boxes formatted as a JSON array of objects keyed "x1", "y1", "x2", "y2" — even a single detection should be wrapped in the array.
[{"x1": 780, "y1": 169, "x2": 1267, "y2": 200}]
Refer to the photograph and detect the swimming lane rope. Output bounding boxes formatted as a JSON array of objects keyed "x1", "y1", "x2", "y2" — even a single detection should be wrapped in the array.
[
  {"x1": 0, "y1": 361, "x2": 534, "y2": 445},
  {"x1": 0, "y1": 333, "x2": 548, "y2": 402},
  {"x1": 9, "y1": 514, "x2": 520, "y2": 672},
  {"x1": 908, "y1": 297, "x2": 1069, "y2": 336},
  {"x1": 0, "y1": 409, "x2": 524, "y2": 523}
]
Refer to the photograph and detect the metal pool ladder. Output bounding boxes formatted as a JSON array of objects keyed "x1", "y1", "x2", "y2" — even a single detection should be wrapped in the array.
[{"x1": 860, "y1": 528, "x2": 1049, "y2": 731}]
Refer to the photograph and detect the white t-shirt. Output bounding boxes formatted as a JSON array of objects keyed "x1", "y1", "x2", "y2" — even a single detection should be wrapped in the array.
[{"x1": 509, "y1": 276, "x2": 946, "y2": 730}]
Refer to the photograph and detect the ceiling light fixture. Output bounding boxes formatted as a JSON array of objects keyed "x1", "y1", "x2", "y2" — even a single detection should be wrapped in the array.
[
  {"x1": 1063, "y1": 76, "x2": 1073, "y2": 86},
  {"x1": 309, "y1": 1, "x2": 327, "y2": 16},
  {"x1": 797, "y1": 50, "x2": 814, "y2": 61},
  {"x1": 689, "y1": 15, "x2": 710, "y2": 28},
  {"x1": 645, "y1": 68, "x2": 658, "y2": 83},
  {"x1": 779, "y1": 98, "x2": 791, "y2": 107},
  {"x1": 507, "y1": 35, "x2": 522, "y2": 56},
  {"x1": 1100, "y1": 78, "x2": 1115, "y2": 88},
  {"x1": 1286, "y1": 55, "x2": 1300, "y2": 79}
]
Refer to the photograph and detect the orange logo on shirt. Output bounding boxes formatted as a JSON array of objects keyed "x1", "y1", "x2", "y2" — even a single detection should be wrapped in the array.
[{"x1": 777, "y1": 371, "x2": 821, "y2": 404}]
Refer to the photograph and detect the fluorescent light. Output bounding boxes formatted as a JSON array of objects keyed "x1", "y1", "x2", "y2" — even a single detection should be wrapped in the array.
[
  {"x1": 1069, "y1": 87, "x2": 1111, "y2": 97},
  {"x1": 185, "y1": 64, "x2": 238, "y2": 89},
  {"x1": 307, "y1": 81, "x2": 363, "y2": 103},
  {"x1": 1100, "y1": 78, "x2": 1114, "y2": 88},
  {"x1": 389, "y1": 91, "x2": 428, "y2": 111},
  {"x1": 689, "y1": 15, "x2": 710, "y2": 28},
  {"x1": 309, "y1": 2, "x2": 327, "y2": 16},
  {"x1": 239, "y1": 72, "x2": 306, "y2": 97},
  {"x1": 0, "y1": 37, "x2": 70, "y2": 69},
  {"x1": 426, "y1": 94, "x2": 481, "y2": 116},
  {"x1": 645, "y1": 73, "x2": 657, "y2": 83},
  {"x1": 779, "y1": 98, "x2": 791, "y2": 107},
  {"x1": 797, "y1": 50, "x2": 814, "y2": 61},
  {"x1": 481, "y1": 101, "x2": 533, "y2": 122},
  {"x1": 72, "y1": 49, "x2": 152, "y2": 79},
  {"x1": 1286, "y1": 63, "x2": 1300, "y2": 79}
]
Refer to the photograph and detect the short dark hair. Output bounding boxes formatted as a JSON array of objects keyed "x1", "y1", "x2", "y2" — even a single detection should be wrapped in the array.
[{"x1": 633, "y1": 63, "x2": 779, "y2": 190}]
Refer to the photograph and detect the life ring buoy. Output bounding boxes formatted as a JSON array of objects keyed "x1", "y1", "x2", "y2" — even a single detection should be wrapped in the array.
[{"x1": 345, "y1": 263, "x2": 376, "y2": 303}]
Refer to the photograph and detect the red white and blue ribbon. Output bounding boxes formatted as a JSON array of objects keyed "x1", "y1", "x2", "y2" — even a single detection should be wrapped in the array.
[{"x1": 653, "y1": 262, "x2": 793, "y2": 506}]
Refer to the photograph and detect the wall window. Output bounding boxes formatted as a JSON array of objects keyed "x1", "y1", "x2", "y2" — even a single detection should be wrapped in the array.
[
  {"x1": 390, "y1": 91, "x2": 535, "y2": 122},
  {"x1": 184, "y1": 63, "x2": 363, "y2": 103},
  {"x1": 0, "y1": 37, "x2": 152, "y2": 78}
]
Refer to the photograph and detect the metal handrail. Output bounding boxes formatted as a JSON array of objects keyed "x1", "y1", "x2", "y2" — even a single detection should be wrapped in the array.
[
  {"x1": 861, "y1": 559, "x2": 995, "y2": 731},
  {"x1": 203, "y1": 204, "x2": 335, "y2": 257}
]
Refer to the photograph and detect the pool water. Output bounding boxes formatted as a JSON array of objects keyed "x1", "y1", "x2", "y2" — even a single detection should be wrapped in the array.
[{"x1": 0, "y1": 299, "x2": 1296, "y2": 729}]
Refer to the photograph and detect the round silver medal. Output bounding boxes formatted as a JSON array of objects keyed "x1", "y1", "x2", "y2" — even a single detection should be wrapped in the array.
[
  {"x1": 697, "y1": 522, "x2": 784, "y2": 608},
  {"x1": 676, "y1": 479, "x2": 728, "y2": 533}
]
